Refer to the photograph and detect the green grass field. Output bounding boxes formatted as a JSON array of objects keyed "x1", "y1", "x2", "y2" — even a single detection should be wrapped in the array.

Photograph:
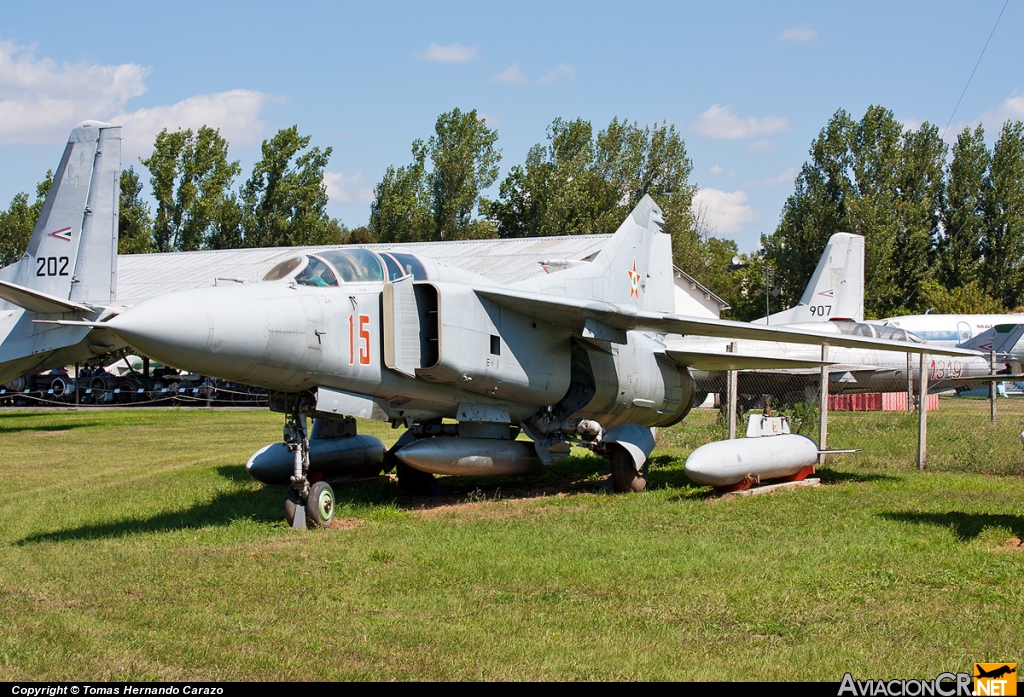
[{"x1": 0, "y1": 407, "x2": 1021, "y2": 680}]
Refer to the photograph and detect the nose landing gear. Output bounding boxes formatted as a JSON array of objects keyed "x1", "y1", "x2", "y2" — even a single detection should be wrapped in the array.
[{"x1": 282, "y1": 404, "x2": 335, "y2": 529}]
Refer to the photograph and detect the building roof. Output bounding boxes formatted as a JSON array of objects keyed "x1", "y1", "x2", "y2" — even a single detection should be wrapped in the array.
[
  {"x1": 673, "y1": 267, "x2": 730, "y2": 310},
  {"x1": 115, "y1": 235, "x2": 612, "y2": 303}
]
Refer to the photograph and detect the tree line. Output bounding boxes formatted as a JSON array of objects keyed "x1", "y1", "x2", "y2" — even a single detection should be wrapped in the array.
[
  {"x1": 764, "y1": 105, "x2": 1024, "y2": 319},
  {"x1": 2, "y1": 105, "x2": 1022, "y2": 320}
]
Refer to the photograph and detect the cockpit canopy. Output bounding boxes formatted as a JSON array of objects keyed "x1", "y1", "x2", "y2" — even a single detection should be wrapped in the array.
[
  {"x1": 831, "y1": 320, "x2": 923, "y2": 343},
  {"x1": 261, "y1": 249, "x2": 430, "y2": 286}
]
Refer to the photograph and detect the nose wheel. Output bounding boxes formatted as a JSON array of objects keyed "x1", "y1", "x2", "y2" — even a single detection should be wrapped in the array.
[{"x1": 282, "y1": 403, "x2": 335, "y2": 529}]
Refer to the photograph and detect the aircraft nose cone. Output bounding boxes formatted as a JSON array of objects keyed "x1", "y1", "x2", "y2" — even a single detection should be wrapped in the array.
[{"x1": 107, "y1": 291, "x2": 212, "y2": 371}]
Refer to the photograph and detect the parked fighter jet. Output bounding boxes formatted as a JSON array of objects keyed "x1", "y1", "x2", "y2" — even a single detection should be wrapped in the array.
[
  {"x1": 677, "y1": 232, "x2": 1019, "y2": 405},
  {"x1": 0, "y1": 121, "x2": 122, "y2": 384},
  {"x1": 50, "y1": 195, "x2": 974, "y2": 528}
]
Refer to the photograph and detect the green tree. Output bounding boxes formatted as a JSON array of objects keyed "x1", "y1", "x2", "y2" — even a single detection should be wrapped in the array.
[
  {"x1": 939, "y1": 125, "x2": 990, "y2": 288},
  {"x1": 369, "y1": 141, "x2": 433, "y2": 243},
  {"x1": 0, "y1": 171, "x2": 52, "y2": 267},
  {"x1": 371, "y1": 109, "x2": 500, "y2": 242},
  {"x1": 484, "y1": 116, "x2": 696, "y2": 255},
  {"x1": 118, "y1": 167, "x2": 155, "y2": 254},
  {"x1": 981, "y1": 120, "x2": 1024, "y2": 308},
  {"x1": 241, "y1": 126, "x2": 342, "y2": 248},
  {"x1": 765, "y1": 106, "x2": 946, "y2": 318},
  {"x1": 141, "y1": 126, "x2": 241, "y2": 252},
  {"x1": 429, "y1": 108, "x2": 501, "y2": 240},
  {"x1": 485, "y1": 118, "x2": 614, "y2": 238}
]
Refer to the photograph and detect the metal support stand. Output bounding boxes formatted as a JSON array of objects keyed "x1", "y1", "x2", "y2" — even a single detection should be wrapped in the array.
[
  {"x1": 918, "y1": 353, "x2": 928, "y2": 470},
  {"x1": 818, "y1": 344, "x2": 829, "y2": 465},
  {"x1": 74, "y1": 362, "x2": 80, "y2": 408},
  {"x1": 990, "y1": 348, "x2": 997, "y2": 423},
  {"x1": 727, "y1": 341, "x2": 738, "y2": 439},
  {"x1": 906, "y1": 353, "x2": 914, "y2": 413}
]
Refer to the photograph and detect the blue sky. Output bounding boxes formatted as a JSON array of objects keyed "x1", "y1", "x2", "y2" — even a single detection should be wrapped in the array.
[{"x1": 1, "y1": 0, "x2": 1022, "y2": 252}]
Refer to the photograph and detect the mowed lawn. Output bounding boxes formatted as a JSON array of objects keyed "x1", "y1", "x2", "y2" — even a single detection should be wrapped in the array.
[{"x1": 0, "y1": 407, "x2": 1021, "y2": 681}]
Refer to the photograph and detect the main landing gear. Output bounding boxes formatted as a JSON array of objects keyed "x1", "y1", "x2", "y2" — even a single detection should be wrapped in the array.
[{"x1": 282, "y1": 405, "x2": 335, "y2": 529}]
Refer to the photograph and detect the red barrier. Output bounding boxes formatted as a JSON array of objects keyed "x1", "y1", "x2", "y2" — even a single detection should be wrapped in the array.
[{"x1": 829, "y1": 392, "x2": 938, "y2": 411}]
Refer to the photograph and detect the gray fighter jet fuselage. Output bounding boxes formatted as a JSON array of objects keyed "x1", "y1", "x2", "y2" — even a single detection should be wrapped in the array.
[{"x1": 78, "y1": 196, "x2": 975, "y2": 528}]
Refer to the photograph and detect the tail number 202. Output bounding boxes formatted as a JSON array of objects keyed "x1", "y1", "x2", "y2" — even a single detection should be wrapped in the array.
[{"x1": 36, "y1": 256, "x2": 70, "y2": 277}]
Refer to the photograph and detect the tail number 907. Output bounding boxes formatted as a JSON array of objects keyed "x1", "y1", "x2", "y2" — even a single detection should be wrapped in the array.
[{"x1": 808, "y1": 305, "x2": 832, "y2": 317}]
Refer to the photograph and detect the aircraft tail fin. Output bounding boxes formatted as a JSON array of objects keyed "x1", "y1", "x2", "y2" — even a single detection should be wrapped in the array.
[
  {"x1": 958, "y1": 323, "x2": 1024, "y2": 357},
  {"x1": 510, "y1": 195, "x2": 672, "y2": 309},
  {"x1": 0, "y1": 121, "x2": 121, "y2": 307},
  {"x1": 753, "y1": 232, "x2": 864, "y2": 325}
]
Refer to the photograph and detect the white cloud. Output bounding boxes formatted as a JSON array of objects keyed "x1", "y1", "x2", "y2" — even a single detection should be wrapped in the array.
[
  {"x1": 778, "y1": 24, "x2": 818, "y2": 44},
  {"x1": 418, "y1": 42, "x2": 478, "y2": 63},
  {"x1": 116, "y1": 90, "x2": 277, "y2": 160},
  {"x1": 692, "y1": 188, "x2": 758, "y2": 235},
  {"x1": 743, "y1": 167, "x2": 798, "y2": 189},
  {"x1": 975, "y1": 94, "x2": 1024, "y2": 132},
  {"x1": 745, "y1": 139, "x2": 777, "y2": 153},
  {"x1": 494, "y1": 63, "x2": 575, "y2": 85},
  {"x1": 941, "y1": 93, "x2": 1024, "y2": 142},
  {"x1": 493, "y1": 64, "x2": 528, "y2": 85},
  {"x1": 538, "y1": 63, "x2": 575, "y2": 83},
  {"x1": 0, "y1": 38, "x2": 278, "y2": 159},
  {"x1": 324, "y1": 171, "x2": 374, "y2": 205},
  {"x1": 0, "y1": 38, "x2": 149, "y2": 144},
  {"x1": 479, "y1": 112, "x2": 503, "y2": 127},
  {"x1": 710, "y1": 164, "x2": 723, "y2": 175},
  {"x1": 693, "y1": 104, "x2": 790, "y2": 140}
]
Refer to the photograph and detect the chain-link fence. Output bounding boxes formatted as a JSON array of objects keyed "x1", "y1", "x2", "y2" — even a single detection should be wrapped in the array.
[{"x1": 676, "y1": 349, "x2": 1024, "y2": 484}]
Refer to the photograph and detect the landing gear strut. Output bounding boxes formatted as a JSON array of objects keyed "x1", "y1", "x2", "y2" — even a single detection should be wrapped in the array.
[{"x1": 282, "y1": 404, "x2": 334, "y2": 529}]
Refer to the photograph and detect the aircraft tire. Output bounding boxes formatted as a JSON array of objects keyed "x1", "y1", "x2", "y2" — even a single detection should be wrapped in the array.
[
  {"x1": 306, "y1": 481, "x2": 335, "y2": 529},
  {"x1": 609, "y1": 443, "x2": 648, "y2": 493},
  {"x1": 284, "y1": 485, "x2": 303, "y2": 527}
]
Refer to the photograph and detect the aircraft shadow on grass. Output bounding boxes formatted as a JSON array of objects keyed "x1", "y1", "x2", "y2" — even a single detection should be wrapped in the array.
[
  {"x1": 0, "y1": 419, "x2": 105, "y2": 435},
  {"x1": 17, "y1": 487, "x2": 285, "y2": 544},
  {"x1": 878, "y1": 511, "x2": 1024, "y2": 541}
]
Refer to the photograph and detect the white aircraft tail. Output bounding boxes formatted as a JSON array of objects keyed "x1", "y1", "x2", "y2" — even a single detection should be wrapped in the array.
[
  {"x1": 752, "y1": 232, "x2": 864, "y2": 325},
  {"x1": 0, "y1": 120, "x2": 121, "y2": 307},
  {"x1": 511, "y1": 195, "x2": 674, "y2": 311},
  {"x1": 957, "y1": 323, "x2": 1024, "y2": 357}
]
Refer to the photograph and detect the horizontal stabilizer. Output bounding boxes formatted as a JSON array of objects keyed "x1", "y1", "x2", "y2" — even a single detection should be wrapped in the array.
[
  {"x1": 0, "y1": 280, "x2": 92, "y2": 314},
  {"x1": 958, "y1": 323, "x2": 1024, "y2": 356},
  {"x1": 664, "y1": 349, "x2": 833, "y2": 371}
]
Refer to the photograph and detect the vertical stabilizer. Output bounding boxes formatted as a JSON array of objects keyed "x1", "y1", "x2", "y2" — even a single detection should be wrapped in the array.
[
  {"x1": 4, "y1": 121, "x2": 121, "y2": 305},
  {"x1": 511, "y1": 195, "x2": 666, "y2": 307},
  {"x1": 752, "y1": 232, "x2": 864, "y2": 325}
]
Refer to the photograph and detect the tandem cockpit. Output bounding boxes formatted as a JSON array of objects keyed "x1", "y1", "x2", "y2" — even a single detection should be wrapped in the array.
[
  {"x1": 785, "y1": 319, "x2": 925, "y2": 344},
  {"x1": 262, "y1": 249, "x2": 431, "y2": 287}
]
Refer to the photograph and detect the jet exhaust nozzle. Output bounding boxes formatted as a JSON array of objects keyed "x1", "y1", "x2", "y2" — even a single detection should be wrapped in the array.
[
  {"x1": 395, "y1": 437, "x2": 542, "y2": 476},
  {"x1": 684, "y1": 433, "x2": 819, "y2": 487},
  {"x1": 246, "y1": 434, "x2": 386, "y2": 484}
]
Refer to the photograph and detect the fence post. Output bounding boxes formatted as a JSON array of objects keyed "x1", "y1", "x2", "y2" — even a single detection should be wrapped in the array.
[
  {"x1": 918, "y1": 353, "x2": 928, "y2": 470},
  {"x1": 990, "y1": 347, "x2": 997, "y2": 423},
  {"x1": 818, "y1": 344, "x2": 829, "y2": 465},
  {"x1": 727, "y1": 341, "x2": 738, "y2": 439},
  {"x1": 907, "y1": 353, "x2": 914, "y2": 413}
]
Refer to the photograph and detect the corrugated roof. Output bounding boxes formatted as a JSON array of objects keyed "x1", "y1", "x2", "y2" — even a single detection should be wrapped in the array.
[{"x1": 115, "y1": 235, "x2": 612, "y2": 304}]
